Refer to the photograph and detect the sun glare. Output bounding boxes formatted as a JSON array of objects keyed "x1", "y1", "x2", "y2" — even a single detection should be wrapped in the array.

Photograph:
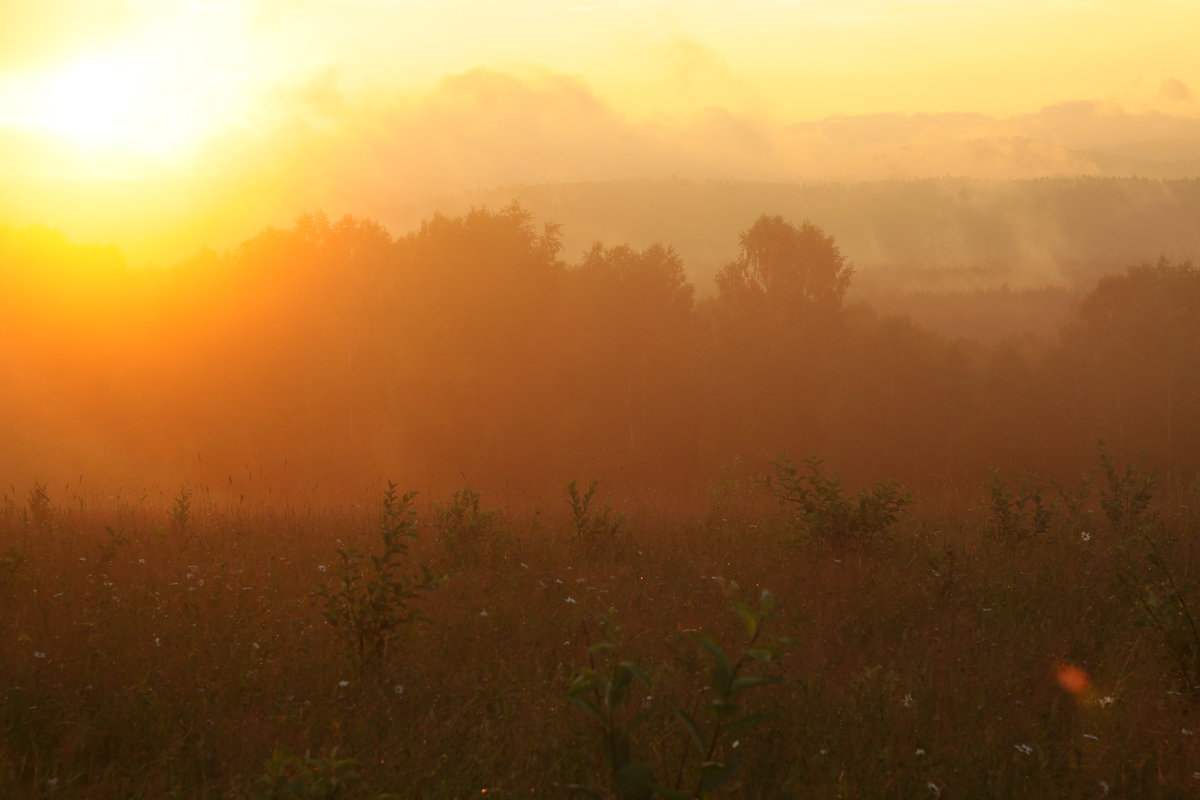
[{"x1": 5, "y1": 52, "x2": 206, "y2": 160}]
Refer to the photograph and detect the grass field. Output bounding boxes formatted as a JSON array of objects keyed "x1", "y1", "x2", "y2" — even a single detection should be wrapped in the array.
[{"x1": 3, "y1": 467, "x2": 1200, "y2": 799}]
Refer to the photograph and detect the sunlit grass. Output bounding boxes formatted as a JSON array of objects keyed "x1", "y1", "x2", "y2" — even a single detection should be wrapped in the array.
[{"x1": 1, "y1": 475, "x2": 1200, "y2": 797}]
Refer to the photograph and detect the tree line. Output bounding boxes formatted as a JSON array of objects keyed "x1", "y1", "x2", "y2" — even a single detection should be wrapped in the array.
[{"x1": 2, "y1": 205, "x2": 1198, "y2": 496}]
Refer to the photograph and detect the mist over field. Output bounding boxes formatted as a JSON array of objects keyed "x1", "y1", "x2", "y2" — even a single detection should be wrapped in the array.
[{"x1": 6, "y1": 2, "x2": 1200, "y2": 798}]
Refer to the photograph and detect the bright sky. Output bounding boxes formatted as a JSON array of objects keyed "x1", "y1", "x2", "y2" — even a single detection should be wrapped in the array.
[
  {"x1": 1, "y1": 0, "x2": 1198, "y2": 261},
  {"x1": 3, "y1": 0, "x2": 1198, "y2": 156}
]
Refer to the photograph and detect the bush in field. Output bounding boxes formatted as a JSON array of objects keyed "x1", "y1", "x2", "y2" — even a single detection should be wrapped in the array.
[
  {"x1": 986, "y1": 474, "x2": 1053, "y2": 543},
  {"x1": 568, "y1": 479, "x2": 624, "y2": 544},
  {"x1": 1120, "y1": 532, "x2": 1200, "y2": 699},
  {"x1": 170, "y1": 485, "x2": 192, "y2": 536},
  {"x1": 26, "y1": 482, "x2": 52, "y2": 531},
  {"x1": 765, "y1": 455, "x2": 910, "y2": 548},
  {"x1": 318, "y1": 483, "x2": 442, "y2": 673},
  {"x1": 567, "y1": 592, "x2": 789, "y2": 799},
  {"x1": 431, "y1": 486, "x2": 499, "y2": 566},
  {"x1": 1097, "y1": 440, "x2": 1155, "y2": 533}
]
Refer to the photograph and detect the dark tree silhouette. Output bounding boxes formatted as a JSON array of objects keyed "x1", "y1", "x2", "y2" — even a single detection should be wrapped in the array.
[{"x1": 715, "y1": 215, "x2": 853, "y2": 319}]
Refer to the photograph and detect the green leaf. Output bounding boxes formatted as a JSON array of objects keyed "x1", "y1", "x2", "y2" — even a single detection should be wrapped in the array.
[
  {"x1": 731, "y1": 675, "x2": 782, "y2": 693},
  {"x1": 690, "y1": 632, "x2": 734, "y2": 695},
  {"x1": 734, "y1": 601, "x2": 760, "y2": 640},
  {"x1": 673, "y1": 709, "x2": 707, "y2": 755},
  {"x1": 624, "y1": 661, "x2": 652, "y2": 689},
  {"x1": 568, "y1": 670, "x2": 602, "y2": 695},
  {"x1": 568, "y1": 695, "x2": 606, "y2": 725},
  {"x1": 608, "y1": 665, "x2": 634, "y2": 710},
  {"x1": 744, "y1": 645, "x2": 780, "y2": 664}
]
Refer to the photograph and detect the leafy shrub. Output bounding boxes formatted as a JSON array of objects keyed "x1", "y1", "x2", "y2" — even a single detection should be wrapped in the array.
[
  {"x1": 26, "y1": 482, "x2": 52, "y2": 531},
  {"x1": 1097, "y1": 441, "x2": 1155, "y2": 533},
  {"x1": 1120, "y1": 534, "x2": 1200, "y2": 698},
  {"x1": 318, "y1": 483, "x2": 442, "y2": 673},
  {"x1": 568, "y1": 479, "x2": 624, "y2": 544},
  {"x1": 765, "y1": 455, "x2": 910, "y2": 548},
  {"x1": 431, "y1": 486, "x2": 498, "y2": 566},
  {"x1": 170, "y1": 485, "x2": 192, "y2": 536},
  {"x1": 567, "y1": 592, "x2": 789, "y2": 799},
  {"x1": 986, "y1": 474, "x2": 1053, "y2": 542}
]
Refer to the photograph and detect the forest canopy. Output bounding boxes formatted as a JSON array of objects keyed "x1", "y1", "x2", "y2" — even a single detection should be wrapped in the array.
[{"x1": 2, "y1": 205, "x2": 1197, "y2": 498}]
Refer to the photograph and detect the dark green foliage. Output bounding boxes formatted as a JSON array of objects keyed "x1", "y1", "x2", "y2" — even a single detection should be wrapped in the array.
[
  {"x1": 567, "y1": 621, "x2": 655, "y2": 800},
  {"x1": 987, "y1": 474, "x2": 1053, "y2": 543},
  {"x1": 765, "y1": 455, "x2": 910, "y2": 547},
  {"x1": 1097, "y1": 441, "x2": 1155, "y2": 533},
  {"x1": 318, "y1": 483, "x2": 442, "y2": 673},
  {"x1": 1121, "y1": 534, "x2": 1200, "y2": 699},
  {"x1": 26, "y1": 482, "x2": 51, "y2": 531},
  {"x1": 567, "y1": 594, "x2": 789, "y2": 800},
  {"x1": 170, "y1": 485, "x2": 192, "y2": 536},
  {"x1": 432, "y1": 486, "x2": 498, "y2": 566},
  {"x1": 568, "y1": 479, "x2": 623, "y2": 544}
]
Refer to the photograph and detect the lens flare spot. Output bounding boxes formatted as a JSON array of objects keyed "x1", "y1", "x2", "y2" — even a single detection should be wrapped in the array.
[{"x1": 1056, "y1": 662, "x2": 1092, "y2": 696}]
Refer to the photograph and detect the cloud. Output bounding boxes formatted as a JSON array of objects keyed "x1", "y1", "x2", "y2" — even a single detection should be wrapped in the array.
[
  {"x1": 788, "y1": 100, "x2": 1200, "y2": 175},
  {"x1": 6, "y1": 65, "x2": 1200, "y2": 268}
]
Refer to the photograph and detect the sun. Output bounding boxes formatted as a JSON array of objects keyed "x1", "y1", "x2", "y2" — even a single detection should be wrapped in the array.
[{"x1": 2, "y1": 50, "x2": 208, "y2": 162}]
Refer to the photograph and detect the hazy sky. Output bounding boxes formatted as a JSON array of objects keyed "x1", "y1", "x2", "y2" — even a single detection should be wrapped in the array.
[{"x1": 2, "y1": 0, "x2": 1198, "y2": 262}]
